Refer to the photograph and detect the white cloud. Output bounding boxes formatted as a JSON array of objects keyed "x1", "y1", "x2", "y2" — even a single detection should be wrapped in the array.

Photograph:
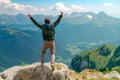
[
  {"x1": 104, "y1": 2, "x2": 114, "y2": 7},
  {"x1": 72, "y1": 5, "x2": 86, "y2": 12},
  {"x1": 0, "y1": 0, "x2": 47, "y2": 15},
  {"x1": 0, "y1": 1, "x2": 87, "y2": 15},
  {"x1": 50, "y1": 2, "x2": 70, "y2": 11},
  {"x1": 50, "y1": 2, "x2": 86, "y2": 15},
  {"x1": 0, "y1": 0, "x2": 11, "y2": 4}
]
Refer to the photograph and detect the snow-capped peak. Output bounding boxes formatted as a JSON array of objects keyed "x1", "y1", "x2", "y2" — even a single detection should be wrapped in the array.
[{"x1": 87, "y1": 15, "x2": 93, "y2": 19}]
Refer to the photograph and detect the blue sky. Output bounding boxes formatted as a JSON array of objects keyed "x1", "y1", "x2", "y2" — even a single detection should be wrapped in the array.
[{"x1": 0, "y1": 0, "x2": 120, "y2": 18}]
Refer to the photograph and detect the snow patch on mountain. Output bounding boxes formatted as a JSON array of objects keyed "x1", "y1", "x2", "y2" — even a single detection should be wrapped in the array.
[{"x1": 87, "y1": 15, "x2": 93, "y2": 19}]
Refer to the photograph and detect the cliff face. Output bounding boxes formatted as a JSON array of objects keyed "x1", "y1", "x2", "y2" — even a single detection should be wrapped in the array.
[{"x1": 0, "y1": 62, "x2": 69, "y2": 80}]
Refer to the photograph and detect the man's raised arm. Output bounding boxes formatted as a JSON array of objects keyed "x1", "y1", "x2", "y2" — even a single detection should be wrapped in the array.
[
  {"x1": 52, "y1": 11, "x2": 64, "y2": 28},
  {"x1": 28, "y1": 14, "x2": 43, "y2": 29}
]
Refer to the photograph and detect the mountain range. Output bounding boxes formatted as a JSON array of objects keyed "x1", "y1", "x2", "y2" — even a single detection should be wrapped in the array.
[
  {"x1": 0, "y1": 11, "x2": 120, "y2": 25},
  {"x1": 0, "y1": 11, "x2": 120, "y2": 72},
  {"x1": 1, "y1": 11, "x2": 120, "y2": 43}
]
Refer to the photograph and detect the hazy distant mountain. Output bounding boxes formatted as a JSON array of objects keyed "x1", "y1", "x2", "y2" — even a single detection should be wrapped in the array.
[
  {"x1": 0, "y1": 14, "x2": 54, "y2": 24},
  {"x1": 0, "y1": 11, "x2": 120, "y2": 25}
]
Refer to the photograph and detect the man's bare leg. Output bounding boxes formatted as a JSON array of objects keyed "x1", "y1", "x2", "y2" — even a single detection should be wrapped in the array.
[
  {"x1": 50, "y1": 41, "x2": 55, "y2": 71},
  {"x1": 51, "y1": 53, "x2": 55, "y2": 71},
  {"x1": 40, "y1": 41, "x2": 48, "y2": 66}
]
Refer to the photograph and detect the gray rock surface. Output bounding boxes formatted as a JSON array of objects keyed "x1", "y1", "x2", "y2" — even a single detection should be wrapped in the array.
[
  {"x1": 0, "y1": 62, "x2": 69, "y2": 80},
  {"x1": 104, "y1": 71, "x2": 120, "y2": 80}
]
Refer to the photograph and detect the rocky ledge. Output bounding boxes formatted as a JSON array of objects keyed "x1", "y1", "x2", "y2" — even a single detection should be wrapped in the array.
[{"x1": 0, "y1": 62, "x2": 70, "y2": 80}]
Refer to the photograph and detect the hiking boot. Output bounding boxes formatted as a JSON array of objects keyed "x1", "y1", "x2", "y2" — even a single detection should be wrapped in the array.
[{"x1": 51, "y1": 62, "x2": 55, "y2": 71}]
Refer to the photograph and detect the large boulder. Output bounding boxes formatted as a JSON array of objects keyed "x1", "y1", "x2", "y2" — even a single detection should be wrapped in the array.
[{"x1": 0, "y1": 62, "x2": 69, "y2": 80}]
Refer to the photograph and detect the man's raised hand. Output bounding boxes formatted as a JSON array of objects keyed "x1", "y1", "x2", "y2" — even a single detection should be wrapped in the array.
[
  {"x1": 60, "y1": 11, "x2": 64, "y2": 15},
  {"x1": 28, "y1": 14, "x2": 31, "y2": 17}
]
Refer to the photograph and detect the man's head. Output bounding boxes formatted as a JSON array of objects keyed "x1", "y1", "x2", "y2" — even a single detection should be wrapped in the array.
[{"x1": 44, "y1": 18, "x2": 50, "y2": 24}]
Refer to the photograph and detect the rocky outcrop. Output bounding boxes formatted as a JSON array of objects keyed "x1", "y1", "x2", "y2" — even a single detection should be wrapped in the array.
[
  {"x1": 0, "y1": 62, "x2": 69, "y2": 80},
  {"x1": 104, "y1": 71, "x2": 120, "y2": 80}
]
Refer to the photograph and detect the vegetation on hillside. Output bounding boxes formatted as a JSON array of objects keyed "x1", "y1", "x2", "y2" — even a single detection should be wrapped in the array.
[{"x1": 71, "y1": 44, "x2": 120, "y2": 72}]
